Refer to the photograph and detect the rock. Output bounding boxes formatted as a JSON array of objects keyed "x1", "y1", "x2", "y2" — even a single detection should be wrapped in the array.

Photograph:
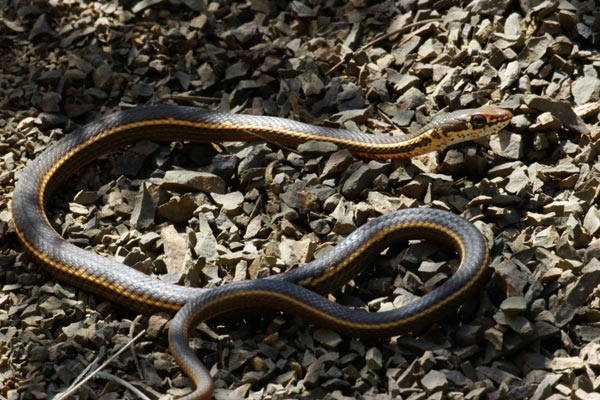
[
  {"x1": 549, "y1": 356, "x2": 585, "y2": 371},
  {"x1": 499, "y1": 61, "x2": 520, "y2": 89},
  {"x1": 38, "y1": 92, "x2": 62, "y2": 113},
  {"x1": 421, "y1": 370, "x2": 448, "y2": 393},
  {"x1": 529, "y1": 112, "x2": 562, "y2": 131},
  {"x1": 160, "y1": 224, "x2": 188, "y2": 280},
  {"x1": 525, "y1": 95, "x2": 590, "y2": 135},
  {"x1": 28, "y1": 14, "x2": 54, "y2": 42},
  {"x1": 303, "y1": 361, "x2": 324, "y2": 389},
  {"x1": 504, "y1": 13, "x2": 523, "y2": 38},
  {"x1": 146, "y1": 313, "x2": 169, "y2": 339},
  {"x1": 469, "y1": 0, "x2": 511, "y2": 16},
  {"x1": 328, "y1": 198, "x2": 355, "y2": 234},
  {"x1": 484, "y1": 327, "x2": 504, "y2": 351},
  {"x1": 313, "y1": 329, "x2": 343, "y2": 349},
  {"x1": 553, "y1": 260, "x2": 600, "y2": 327},
  {"x1": 518, "y1": 34, "x2": 553, "y2": 66},
  {"x1": 130, "y1": 183, "x2": 156, "y2": 229},
  {"x1": 439, "y1": 149, "x2": 465, "y2": 175},
  {"x1": 397, "y1": 87, "x2": 426, "y2": 109},
  {"x1": 489, "y1": 130, "x2": 524, "y2": 159},
  {"x1": 93, "y1": 64, "x2": 115, "y2": 91},
  {"x1": 157, "y1": 194, "x2": 198, "y2": 223},
  {"x1": 575, "y1": 102, "x2": 600, "y2": 119},
  {"x1": 210, "y1": 154, "x2": 239, "y2": 180},
  {"x1": 571, "y1": 76, "x2": 600, "y2": 105},
  {"x1": 365, "y1": 347, "x2": 383, "y2": 370},
  {"x1": 583, "y1": 206, "x2": 600, "y2": 235},
  {"x1": 510, "y1": 114, "x2": 532, "y2": 131},
  {"x1": 341, "y1": 160, "x2": 389, "y2": 198},
  {"x1": 499, "y1": 296, "x2": 527, "y2": 316},
  {"x1": 140, "y1": 231, "x2": 161, "y2": 250},
  {"x1": 279, "y1": 190, "x2": 319, "y2": 214},
  {"x1": 211, "y1": 191, "x2": 244, "y2": 216},
  {"x1": 193, "y1": 214, "x2": 219, "y2": 262},
  {"x1": 161, "y1": 170, "x2": 226, "y2": 194},
  {"x1": 504, "y1": 167, "x2": 529, "y2": 195},
  {"x1": 456, "y1": 324, "x2": 483, "y2": 345},
  {"x1": 225, "y1": 61, "x2": 250, "y2": 81},
  {"x1": 298, "y1": 140, "x2": 338, "y2": 157}
]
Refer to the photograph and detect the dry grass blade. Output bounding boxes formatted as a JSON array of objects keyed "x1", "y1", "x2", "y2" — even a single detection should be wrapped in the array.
[
  {"x1": 326, "y1": 18, "x2": 442, "y2": 75},
  {"x1": 94, "y1": 371, "x2": 153, "y2": 400},
  {"x1": 52, "y1": 329, "x2": 146, "y2": 400}
]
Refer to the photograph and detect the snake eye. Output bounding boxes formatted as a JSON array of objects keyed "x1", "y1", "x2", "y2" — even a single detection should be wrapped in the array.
[{"x1": 471, "y1": 114, "x2": 487, "y2": 128}]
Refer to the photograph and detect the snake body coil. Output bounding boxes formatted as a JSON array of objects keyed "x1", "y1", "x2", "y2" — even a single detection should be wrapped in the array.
[{"x1": 12, "y1": 104, "x2": 512, "y2": 399}]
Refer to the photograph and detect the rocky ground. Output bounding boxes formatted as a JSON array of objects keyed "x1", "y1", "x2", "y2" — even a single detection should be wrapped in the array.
[{"x1": 1, "y1": 0, "x2": 600, "y2": 399}]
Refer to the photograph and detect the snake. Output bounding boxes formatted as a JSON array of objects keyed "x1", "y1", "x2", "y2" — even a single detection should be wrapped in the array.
[{"x1": 11, "y1": 104, "x2": 512, "y2": 399}]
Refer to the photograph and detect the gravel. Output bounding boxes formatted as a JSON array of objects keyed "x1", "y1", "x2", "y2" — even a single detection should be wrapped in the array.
[{"x1": 1, "y1": 1, "x2": 600, "y2": 400}]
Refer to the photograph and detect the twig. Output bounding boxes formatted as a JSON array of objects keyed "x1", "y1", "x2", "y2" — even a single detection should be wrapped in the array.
[
  {"x1": 359, "y1": 18, "x2": 442, "y2": 53},
  {"x1": 161, "y1": 94, "x2": 222, "y2": 103},
  {"x1": 94, "y1": 371, "x2": 153, "y2": 400},
  {"x1": 53, "y1": 329, "x2": 146, "y2": 400},
  {"x1": 326, "y1": 18, "x2": 442, "y2": 75},
  {"x1": 63, "y1": 348, "x2": 106, "y2": 388},
  {"x1": 376, "y1": 107, "x2": 405, "y2": 134},
  {"x1": 129, "y1": 315, "x2": 145, "y2": 381}
]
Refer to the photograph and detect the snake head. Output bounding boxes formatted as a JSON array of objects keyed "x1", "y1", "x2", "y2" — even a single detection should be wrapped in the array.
[{"x1": 432, "y1": 105, "x2": 513, "y2": 145}]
